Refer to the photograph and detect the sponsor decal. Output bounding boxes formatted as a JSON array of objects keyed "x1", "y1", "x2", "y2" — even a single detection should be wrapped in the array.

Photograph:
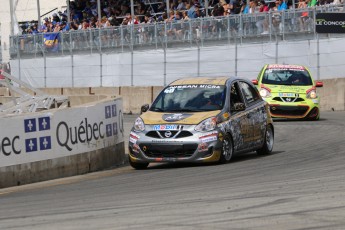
[
  {"x1": 199, "y1": 131, "x2": 218, "y2": 138},
  {"x1": 56, "y1": 118, "x2": 104, "y2": 151},
  {"x1": 153, "y1": 124, "x2": 178, "y2": 130},
  {"x1": 129, "y1": 132, "x2": 140, "y2": 144},
  {"x1": 38, "y1": 117, "x2": 50, "y2": 131},
  {"x1": 39, "y1": 136, "x2": 52, "y2": 151},
  {"x1": 151, "y1": 140, "x2": 183, "y2": 143},
  {"x1": 25, "y1": 138, "x2": 38, "y2": 152},
  {"x1": 0, "y1": 136, "x2": 21, "y2": 156},
  {"x1": 106, "y1": 124, "x2": 113, "y2": 137},
  {"x1": 24, "y1": 116, "x2": 52, "y2": 153},
  {"x1": 267, "y1": 64, "x2": 305, "y2": 70},
  {"x1": 162, "y1": 114, "x2": 192, "y2": 122},
  {"x1": 316, "y1": 13, "x2": 345, "y2": 33},
  {"x1": 200, "y1": 136, "x2": 217, "y2": 143},
  {"x1": 164, "y1": 85, "x2": 222, "y2": 93},
  {"x1": 278, "y1": 93, "x2": 298, "y2": 97},
  {"x1": 24, "y1": 118, "x2": 37, "y2": 133},
  {"x1": 198, "y1": 143, "x2": 209, "y2": 152},
  {"x1": 112, "y1": 104, "x2": 117, "y2": 117}
]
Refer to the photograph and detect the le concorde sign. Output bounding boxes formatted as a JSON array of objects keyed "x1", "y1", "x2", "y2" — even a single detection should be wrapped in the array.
[{"x1": 316, "y1": 13, "x2": 345, "y2": 33}]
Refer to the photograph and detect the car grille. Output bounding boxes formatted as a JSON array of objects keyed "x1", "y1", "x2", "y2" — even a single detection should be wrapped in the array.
[
  {"x1": 270, "y1": 105, "x2": 309, "y2": 116},
  {"x1": 272, "y1": 97, "x2": 305, "y2": 102},
  {"x1": 139, "y1": 143, "x2": 198, "y2": 158},
  {"x1": 146, "y1": 130, "x2": 193, "y2": 139}
]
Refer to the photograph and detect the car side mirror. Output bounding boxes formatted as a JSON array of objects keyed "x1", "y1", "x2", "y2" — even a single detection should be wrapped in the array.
[
  {"x1": 231, "y1": 102, "x2": 246, "y2": 112},
  {"x1": 315, "y1": 81, "x2": 323, "y2": 87},
  {"x1": 141, "y1": 104, "x2": 149, "y2": 114},
  {"x1": 251, "y1": 79, "x2": 258, "y2": 85}
]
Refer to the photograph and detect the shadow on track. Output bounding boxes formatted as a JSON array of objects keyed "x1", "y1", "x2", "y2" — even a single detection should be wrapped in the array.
[{"x1": 140, "y1": 150, "x2": 285, "y2": 170}]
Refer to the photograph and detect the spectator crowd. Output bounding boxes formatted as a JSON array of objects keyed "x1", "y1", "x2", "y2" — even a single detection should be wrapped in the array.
[{"x1": 20, "y1": 0, "x2": 343, "y2": 35}]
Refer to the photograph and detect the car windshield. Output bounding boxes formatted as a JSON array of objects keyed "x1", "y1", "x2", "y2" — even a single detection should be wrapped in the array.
[
  {"x1": 262, "y1": 69, "x2": 313, "y2": 86},
  {"x1": 150, "y1": 85, "x2": 226, "y2": 112}
]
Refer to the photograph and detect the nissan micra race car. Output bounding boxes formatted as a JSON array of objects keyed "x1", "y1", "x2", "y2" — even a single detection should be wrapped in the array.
[
  {"x1": 253, "y1": 64, "x2": 323, "y2": 120},
  {"x1": 128, "y1": 77, "x2": 274, "y2": 169}
]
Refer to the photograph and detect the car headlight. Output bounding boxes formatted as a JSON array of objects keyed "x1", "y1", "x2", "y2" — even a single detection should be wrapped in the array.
[
  {"x1": 260, "y1": 88, "x2": 271, "y2": 98},
  {"x1": 133, "y1": 117, "x2": 145, "y2": 132},
  {"x1": 195, "y1": 117, "x2": 217, "y2": 132},
  {"x1": 306, "y1": 89, "x2": 317, "y2": 99}
]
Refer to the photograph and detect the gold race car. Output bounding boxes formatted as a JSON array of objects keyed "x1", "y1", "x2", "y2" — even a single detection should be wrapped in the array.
[{"x1": 128, "y1": 77, "x2": 274, "y2": 169}]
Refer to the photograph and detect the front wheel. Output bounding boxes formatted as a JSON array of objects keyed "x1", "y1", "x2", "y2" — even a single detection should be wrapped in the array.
[
  {"x1": 257, "y1": 125, "x2": 274, "y2": 155},
  {"x1": 219, "y1": 134, "x2": 234, "y2": 164},
  {"x1": 129, "y1": 156, "x2": 149, "y2": 170}
]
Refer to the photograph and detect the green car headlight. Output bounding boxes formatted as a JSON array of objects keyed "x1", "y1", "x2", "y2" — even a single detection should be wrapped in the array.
[
  {"x1": 260, "y1": 88, "x2": 271, "y2": 98},
  {"x1": 306, "y1": 88, "x2": 317, "y2": 99}
]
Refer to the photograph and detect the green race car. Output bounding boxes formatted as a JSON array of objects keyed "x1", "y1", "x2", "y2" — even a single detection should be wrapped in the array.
[{"x1": 253, "y1": 64, "x2": 323, "y2": 120}]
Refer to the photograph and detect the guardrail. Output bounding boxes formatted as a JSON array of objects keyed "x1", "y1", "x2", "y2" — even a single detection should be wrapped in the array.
[{"x1": 10, "y1": 4, "x2": 345, "y2": 58}]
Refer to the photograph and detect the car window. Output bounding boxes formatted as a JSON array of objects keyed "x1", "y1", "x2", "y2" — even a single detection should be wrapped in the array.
[
  {"x1": 150, "y1": 85, "x2": 226, "y2": 112},
  {"x1": 240, "y1": 82, "x2": 260, "y2": 105},
  {"x1": 262, "y1": 68, "x2": 313, "y2": 86},
  {"x1": 230, "y1": 82, "x2": 245, "y2": 111}
]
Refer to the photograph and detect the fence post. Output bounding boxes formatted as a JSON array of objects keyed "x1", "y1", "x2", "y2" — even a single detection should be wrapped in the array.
[
  {"x1": 70, "y1": 32, "x2": 74, "y2": 87},
  {"x1": 317, "y1": 34, "x2": 320, "y2": 80},
  {"x1": 275, "y1": 35, "x2": 279, "y2": 64},
  {"x1": 164, "y1": 43, "x2": 167, "y2": 86},
  {"x1": 17, "y1": 36, "x2": 21, "y2": 80},
  {"x1": 197, "y1": 39, "x2": 200, "y2": 77},
  {"x1": 235, "y1": 36, "x2": 238, "y2": 76}
]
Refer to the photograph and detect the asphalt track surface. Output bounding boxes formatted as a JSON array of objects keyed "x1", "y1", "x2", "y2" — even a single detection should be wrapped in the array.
[{"x1": 0, "y1": 111, "x2": 345, "y2": 230}]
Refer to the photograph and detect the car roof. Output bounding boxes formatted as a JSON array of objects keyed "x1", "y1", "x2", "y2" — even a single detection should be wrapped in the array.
[{"x1": 169, "y1": 77, "x2": 237, "y2": 86}]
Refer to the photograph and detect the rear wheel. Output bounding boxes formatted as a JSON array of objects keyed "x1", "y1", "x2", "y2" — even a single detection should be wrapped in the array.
[
  {"x1": 219, "y1": 134, "x2": 233, "y2": 164},
  {"x1": 257, "y1": 125, "x2": 274, "y2": 155},
  {"x1": 128, "y1": 156, "x2": 149, "y2": 170}
]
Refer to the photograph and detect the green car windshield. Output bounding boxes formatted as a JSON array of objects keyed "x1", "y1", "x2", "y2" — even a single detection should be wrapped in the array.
[
  {"x1": 150, "y1": 85, "x2": 226, "y2": 112},
  {"x1": 262, "y1": 69, "x2": 313, "y2": 86}
]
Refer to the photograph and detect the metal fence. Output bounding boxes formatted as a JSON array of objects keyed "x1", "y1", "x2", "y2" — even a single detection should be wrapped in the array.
[
  {"x1": 8, "y1": 5, "x2": 345, "y2": 87},
  {"x1": 10, "y1": 5, "x2": 345, "y2": 58}
]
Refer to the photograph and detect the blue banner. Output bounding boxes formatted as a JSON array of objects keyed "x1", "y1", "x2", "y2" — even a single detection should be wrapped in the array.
[{"x1": 44, "y1": 33, "x2": 60, "y2": 52}]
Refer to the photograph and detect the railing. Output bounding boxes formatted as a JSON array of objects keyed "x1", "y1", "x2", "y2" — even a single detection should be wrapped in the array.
[{"x1": 9, "y1": 4, "x2": 345, "y2": 59}]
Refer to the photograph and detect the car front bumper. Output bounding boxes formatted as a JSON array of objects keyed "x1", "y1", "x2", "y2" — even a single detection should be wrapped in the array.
[
  {"x1": 128, "y1": 125, "x2": 223, "y2": 164},
  {"x1": 264, "y1": 97, "x2": 320, "y2": 119}
]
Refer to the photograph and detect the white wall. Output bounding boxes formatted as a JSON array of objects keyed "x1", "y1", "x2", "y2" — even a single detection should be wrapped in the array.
[{"x1": 10, "y1": 37, "x2": 345, "y2": 87}]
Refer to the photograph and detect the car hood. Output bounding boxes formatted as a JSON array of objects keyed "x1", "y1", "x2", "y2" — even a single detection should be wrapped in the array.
[
  {"x1": 263, "y1": 84, "x2": 312, "y2": 94},
  {"x1": 141, "y1": 110, "x2": 221, "y2": 125}
]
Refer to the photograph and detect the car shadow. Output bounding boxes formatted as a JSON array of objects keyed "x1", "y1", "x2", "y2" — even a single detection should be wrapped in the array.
[
  {"x1": 143, "y1": 150, "x2": 285, "y2": 170},
  {"x1": 273, "y1": 118, "x2": 326, "y2": 122}
]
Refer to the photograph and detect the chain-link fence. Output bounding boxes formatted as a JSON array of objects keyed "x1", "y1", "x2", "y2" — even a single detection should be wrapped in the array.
[{"x1": 8, "y1": 5, "x2": 345, "y2": 87}]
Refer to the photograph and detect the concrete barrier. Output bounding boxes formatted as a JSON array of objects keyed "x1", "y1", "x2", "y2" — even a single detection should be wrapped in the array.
[
  {"x1": 1, "y1": 78, "x2": 344, "y2": 113},
  {"x1": 318, "y1": 79, "x2": 345, "y2": 111}
]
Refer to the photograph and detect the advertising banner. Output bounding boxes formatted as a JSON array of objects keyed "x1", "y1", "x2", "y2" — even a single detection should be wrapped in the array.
[
  {"x1": 0, "y1": 99, "x2": 124, "y2": 167},
  {"x1": 316, "y1": 13, "x2": 345, "y2": 33}
]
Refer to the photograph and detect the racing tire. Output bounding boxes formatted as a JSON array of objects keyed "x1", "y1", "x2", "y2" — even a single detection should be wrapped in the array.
[
  {"x1": 219, "y1": 134, "x2": 234, "y2": 164},
  {"x1": 257, "y1": 124, "x2": 274, "y2": 155},
  {"x1": 129, "y1": 156, "x2": 149, "y2": 170}
]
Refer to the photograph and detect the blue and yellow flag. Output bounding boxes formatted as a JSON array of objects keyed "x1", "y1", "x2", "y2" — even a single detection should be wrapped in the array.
[{"x1": 44, "y1": 33, "x2": 60, "y2": 52}]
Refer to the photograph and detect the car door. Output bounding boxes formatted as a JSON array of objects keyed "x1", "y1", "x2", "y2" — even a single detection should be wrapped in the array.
[
  {"x1": 229, "y1": 81, "x2": 253, "y2": 151},
  {"x1": 239, "y1": 81, "x2": 266, "y2": 148}
]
